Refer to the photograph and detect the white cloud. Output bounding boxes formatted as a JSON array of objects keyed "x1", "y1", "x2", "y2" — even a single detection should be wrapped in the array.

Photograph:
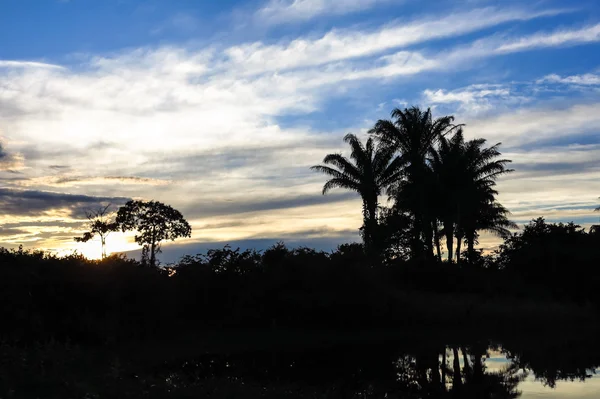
[
  {"x1": 255, "y1": 0, "x2": 391, "y2": 25},
  {"x1": 423, "y1": 84, "x2": 512, "y2": 114},
  {"x1": 0, "y1": 60, "x2": 63, "y2": 69},
  {"x1": 228, "y1": 7, "x2": 564, "y2": 75},
  {"x1": 416, "y1": 78, "x2": 600, "y2": 249},
  {"x1": 16, "y1": 176, "x2": 171, "y2": 188},
  {"x1": 537, "y1": 73, "x2": 600, "y2": 86},
  {"x1": 466, "y1": 103, "x2": 600, "y2": 147},
  {"x1": 256, "y1": 0, "x2": 390, "y2": 25},
  {"x1": 496, "y1": 23, "x2": 600, "y2": 53},
  {"x1": 466, "y1": 109, "x2": 600, "y2": 239}
]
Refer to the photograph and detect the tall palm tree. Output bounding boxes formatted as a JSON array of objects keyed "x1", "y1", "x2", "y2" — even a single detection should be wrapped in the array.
[
  {"x1": 429, "y1": 129, "x2": 465, "y2": 263},
  {"x1": 455, "y1": 138, "x2": 514, "y2": 264},
  {"x1": 311, "y1": 133, "x2": 402, "y2": 256},
  {"x1": 430, "y1": 131, "x2": 514, "y2": 263},
  {"x1": 369, "y1": 107, "x2": 460, "y2": 260}
]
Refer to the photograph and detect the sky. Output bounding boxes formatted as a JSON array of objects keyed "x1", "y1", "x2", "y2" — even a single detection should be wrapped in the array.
[{"x1": 0, "y1": 0, "x2": 599, "y2": 261}]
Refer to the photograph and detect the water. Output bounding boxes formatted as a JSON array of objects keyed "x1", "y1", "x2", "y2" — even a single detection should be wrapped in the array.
[
  {"x1": 153, "y1": 332, "x2": 600, "y2": 398},
  {"x1": 485, "y1": 350, "x2": 599, "y2": 398}
]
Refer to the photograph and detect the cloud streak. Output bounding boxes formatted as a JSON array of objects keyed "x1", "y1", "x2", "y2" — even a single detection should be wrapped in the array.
[
  {"x1": 0, "y1": 60, "x2": 64, "y2": 69},
  {"x1": 0, "y1": 188, "x2": 129, "y2": 218},
  {"x1": 496, "y1": 23, "x2": 600, "y2": 52},
  {"x1": 255, "y1": 0, "x2": 392, "y2": 25},
  {"x1": 466, "y1": 103, "x2": 600, "y2": 147},
  {"x1": 537, "y1": 73, "x2": 600, "y2": 86},
  {"x1": 231, "y1": 7, "x2": 565, "y2": 75}
]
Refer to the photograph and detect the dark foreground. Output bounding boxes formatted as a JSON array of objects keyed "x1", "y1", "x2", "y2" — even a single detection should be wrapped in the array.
[
  {"x1": 2, "y1": 223, "x2": 600, "y2": 398},
  {"x1": 2, "y1": 326, "x2": 599, "y2": 398}
]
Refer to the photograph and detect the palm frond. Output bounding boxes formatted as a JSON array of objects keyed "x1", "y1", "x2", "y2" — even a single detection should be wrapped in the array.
[
  {"x1": 321, "y1": 178, "x2": 360, "y2": 195},
  {"x1": 310, "y1": 165, "x2": 358, "y2": 183},
  {"x1": 321, "y1": 153, "x2": 362, "y2": 181}
]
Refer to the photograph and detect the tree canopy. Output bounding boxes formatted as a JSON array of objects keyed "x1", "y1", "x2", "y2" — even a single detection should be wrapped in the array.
[{"x1": 116, "y1": 200, "x2": 191, "y2": 267}]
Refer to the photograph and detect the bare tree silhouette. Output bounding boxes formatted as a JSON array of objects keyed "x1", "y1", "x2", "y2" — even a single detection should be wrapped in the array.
[{"x1": 74, "y1": 204, "x2": 118, "y2": 259}]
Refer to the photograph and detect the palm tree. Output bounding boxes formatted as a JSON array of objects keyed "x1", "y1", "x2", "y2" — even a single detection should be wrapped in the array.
[
  {"x1": 430, "y1": 131, "x2": 514, "y2": 263},
  {"x1": 369, "y1": 106, "x2": 460, "y2": 260},
  {"x1": 311, "y1": 133, "x2": 402, "y2": 256},
  {"x1": 455, "y1": 138, "x2": 514, "y2": 264},
  {"x1": 429, "y1": 129, "x2": 465, "y2": 263}
]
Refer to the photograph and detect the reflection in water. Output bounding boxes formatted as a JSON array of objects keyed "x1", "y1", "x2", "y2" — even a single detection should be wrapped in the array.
[
  {"x1": 154, "y1": 337, "x2": 600, "y2": 398},
  {"x1": 393, "y1": 345, "x2": 526, "y2": 398}
]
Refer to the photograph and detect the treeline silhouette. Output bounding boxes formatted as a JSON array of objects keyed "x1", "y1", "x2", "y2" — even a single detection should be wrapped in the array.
[{"x1": 2, "y1": 215, "x2": 599, "y2": 347}]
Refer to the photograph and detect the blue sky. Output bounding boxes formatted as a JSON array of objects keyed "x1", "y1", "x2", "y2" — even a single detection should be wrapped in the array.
[{"x1": 0, "y1": 0, "x2": 599, "y2": 260}]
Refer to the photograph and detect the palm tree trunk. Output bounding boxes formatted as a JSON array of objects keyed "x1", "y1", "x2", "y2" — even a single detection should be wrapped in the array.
[
  {"x1": 412, "y1": 214, "x2": 423, "y2": 259},
  {"x1": 433, "y1": 221, "x2": 442, "y2": 261},
  {"x1": 441, "y1": 349, "x2": 447, "y2": 388},
  {"x1": 429, "y1": 352, "x2": 441, "y2": 389},
  {"x1": 466, "y1": 234, "x2": 475, "y2": 264},
  {"x1": 445, "y1": 221, "x2": 454, "y2": 263},
  {"x1": 423, "y1": 216, "x2": 435, "y2": 261},
  {"x1": 461, "y1": 347, "x2": 471, "y2": 381},
  {"x1": 363, "y1": 198, "x2": 379, "y2": 261},
  {"x1": 455, "y1": 206, "x2": 463, "y2": 265},
  {"x1": 452, "y1": 346, "x2": 462, "y2": 392},
  {"x1": 361, "y1": 200, "x2": 370, "y2": 247}
]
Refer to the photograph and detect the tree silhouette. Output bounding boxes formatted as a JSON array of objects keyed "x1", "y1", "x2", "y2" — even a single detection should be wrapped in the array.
[
  {"x1": 457, "y1": 137, "x2": 514, "y2": 264},
  {"x1": 116, "y1": 200, "x2": 192, "y2": 267},
  {"x1": 430, "y1": 130, "x2": 514, "y2": 263},
  {"x1": 73, "y1": 204, "x2": 118, "y2": 259},
  {"x1": 369, "y1": 106, "x2": 460, "y2": 260},
  {"x1": 429, "y1": 128, "x2": 465, "y2": 262},
  {"x1": 394, "y1": 346, "x2": 527, "y2": 398},
  {"x1": 377, "y1": 207, "x2": 413, "y2": 263},
  {"x1": 459, "y1": 346, "x2": 526, "y2": 399},
  {"x1": 593, "y1": 198, "x2": 600, "y2": 234},
  {"x1": 311, "y1": 133, "x2": 402, "y2": 257},
  {"x1": 462, "y1": 202, "x2": 516, "y2": 264}
]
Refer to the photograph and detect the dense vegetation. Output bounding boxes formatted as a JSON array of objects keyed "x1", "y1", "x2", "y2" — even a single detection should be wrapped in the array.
[
  {"x1": 2, "y1": 233, "x2": 600, "y2": 397},
  {"x1": 2, "y1": 216, "x2": 599, "y2": 348}
]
